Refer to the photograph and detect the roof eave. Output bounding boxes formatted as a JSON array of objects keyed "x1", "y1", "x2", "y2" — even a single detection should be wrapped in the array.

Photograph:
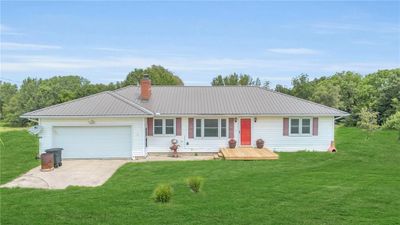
[{"x1": 20, "y1": 114, "x2": 153, "y2": 119}]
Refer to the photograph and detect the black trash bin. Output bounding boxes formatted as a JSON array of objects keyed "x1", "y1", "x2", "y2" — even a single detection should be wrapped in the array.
[{"x1": 45, "y1": 148, "x2": 63, "y2": 168}]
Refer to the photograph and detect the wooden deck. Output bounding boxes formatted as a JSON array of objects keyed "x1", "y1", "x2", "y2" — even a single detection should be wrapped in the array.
[{"x1": 219, "y1": 147, "x2": 279, "y2": 160}]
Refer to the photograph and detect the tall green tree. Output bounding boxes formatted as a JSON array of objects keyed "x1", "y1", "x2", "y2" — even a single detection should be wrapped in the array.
[
  {"x1": 211, "y1": 73, "x2": 264, "y2": 86},
  {"x1": 274, "y1": 84, "x2": 292, "y2": 95},
  {"x1": 2, "y1": 76, "x2": 113, "y2": 126},
  {"x1": 311, "y1": 80, "x2": 341, "y2": 108},
  {"x1": 0, "y1": 82, "x2": 18, "y2": 118},
  {"x1": 124, "y1": 65, "x2": 183, "y2": 86},
  {"x1": 290, "y1": 74, "x2": 315, "y2": 100}
]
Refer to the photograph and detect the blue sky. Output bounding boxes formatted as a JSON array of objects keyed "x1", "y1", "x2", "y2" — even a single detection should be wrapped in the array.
[{"x1": 1, "y1": 1, "x2": 399, "y2": 86}]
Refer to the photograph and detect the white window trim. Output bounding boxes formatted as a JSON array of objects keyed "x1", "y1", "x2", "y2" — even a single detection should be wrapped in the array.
[
  {"x1": 153, "y1": 118, "x2": 176, "y2": 136},
  {"x1": 289, "y1": 117, "x2": 312, "y2": 136},
  {"x1": 195, "y1": 118, "x2": 227, "y2": 139}
]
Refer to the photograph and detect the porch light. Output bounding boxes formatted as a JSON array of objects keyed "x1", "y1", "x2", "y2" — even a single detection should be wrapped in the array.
[
  {"x1": 254, "y1": 117, "x2": 257, "y2": 123},
  {"x1": 88, "y1": 119, "x2": 95, "y2": 124}
]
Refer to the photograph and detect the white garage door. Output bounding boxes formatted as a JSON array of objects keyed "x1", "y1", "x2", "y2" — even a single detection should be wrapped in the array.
[{"x1": 52, "y1": 126, "x2": 132, "y2": 158}]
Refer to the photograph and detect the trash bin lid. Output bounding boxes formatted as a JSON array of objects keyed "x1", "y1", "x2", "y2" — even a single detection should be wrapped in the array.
[{"x1": 45, "y1": 148, "x2": 63, "y2": 152}]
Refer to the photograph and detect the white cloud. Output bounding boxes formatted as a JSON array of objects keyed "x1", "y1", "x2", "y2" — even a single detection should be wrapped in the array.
[
  {"x1": 313, "y1": 22, "x2": 400, "y2": 34},
  {"x1": 266, "y1": 48, "x2": 320, "y2": 55},
  {"x1": 1, "y1": 42, "x2": 62, "y2": 50},
  {"x1": 91, "y1": 47, "x2": 130, "y2": 52},
  {"x1": 0, "y1": 24, "x2": 24, "y2": 36},
  {"x1": 2, "y1": 54, "x2": 397, "y2": 78}
]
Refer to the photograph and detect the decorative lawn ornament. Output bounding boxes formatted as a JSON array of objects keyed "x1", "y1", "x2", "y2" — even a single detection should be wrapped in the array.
[
  {"x1": 228, "y1": 138, "x2": 237, "y2": 149},
  {"x1": 256, "y1": 139, "x2": 264, "y2": 149},
  {"x1": 328, "y1": 141, "x2": 336, "y2": 152},
  {"x1": 170, "y1": 139, "x2": 179, "y2": 157}
]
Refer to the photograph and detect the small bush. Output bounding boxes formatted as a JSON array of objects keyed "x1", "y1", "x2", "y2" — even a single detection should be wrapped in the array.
[
  {"x1": 153, "y1": 184, "x2": 173, "y2": 203},
  {"x1": 187, "y1": 176, "x2": 203, "y2": 193}
]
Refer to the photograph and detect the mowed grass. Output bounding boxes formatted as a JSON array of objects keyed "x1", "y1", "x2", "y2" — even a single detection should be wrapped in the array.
[
  {"x1": 1, "y1": 127, "x2": 399, "y2": 224},
  {"x1": 0, "y1": 128, "x2": 39, "y2": 184}
]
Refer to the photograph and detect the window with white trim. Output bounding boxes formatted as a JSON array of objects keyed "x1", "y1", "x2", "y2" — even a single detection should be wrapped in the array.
[
  {"x1": 290, "y1": 118, "x2": 312, "y2": 135},
  {"x1": 154, "y1": 119, "x2": 163, "y2": 135},
  {"x1": 221, "y1": 119, "x2": 227, "y2": 137},
  {"x1": 196, "y1": 119, "x2": 202, "y2": 137},
  {"x1": 154, "y1": 119, "x2": 175, "y2": 135},
  {"x1": 195, "y1": 118, "x2": 227, "y2": 138}
]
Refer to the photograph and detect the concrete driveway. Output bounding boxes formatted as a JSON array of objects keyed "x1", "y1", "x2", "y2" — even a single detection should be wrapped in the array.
[{"x1": 0, "y1": 160, "x2": 128, "y2": 189}]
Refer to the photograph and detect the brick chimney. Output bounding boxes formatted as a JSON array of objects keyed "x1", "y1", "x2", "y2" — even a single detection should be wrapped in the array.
[{"x1": 140, "y1": 74, "x2": 151, "y2": 101}]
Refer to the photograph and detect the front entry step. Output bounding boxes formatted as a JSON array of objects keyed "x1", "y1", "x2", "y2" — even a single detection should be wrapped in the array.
[{"x1": 219, "y1": 147, "x2": 279, "y2": 160}]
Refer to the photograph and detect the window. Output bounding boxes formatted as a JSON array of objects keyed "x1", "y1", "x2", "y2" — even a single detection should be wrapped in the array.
[
  {"x1": 204, "y1": 119, "x2": 219, "y2": 137},
  {"x1": 196, "y1": 119, "x2": 202, "y2": 137},
  {"x1": 290, "y1": 119, "x2": 300, "y2": 134},
  {"x1": 290, "y1": 118, "x2": 312, "y2": 135},
  {"x1": 165, "y1": 119, "x2": 174, "y2": 134},
  {"x1": 154, "y1": 119, "x2": 163, "y2": 135},
  {"x1": 221, "y1": 119, "x2": 227, "y2": 137},
  {"x1": 302, "y1": 118, "x2": 311, "y2": 134},
  {"x1": 153, "y1": 119, "x2": 175, "y2": 135},
  {"x1": 195, "y1": 118, "x2": 226, "y2": 138}
]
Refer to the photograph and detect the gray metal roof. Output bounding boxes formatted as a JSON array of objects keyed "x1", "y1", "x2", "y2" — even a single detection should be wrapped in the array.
[
  {"x1": 23, "y1": 86, "x2": 349, "y2": 118},
  {"x1": 114, "y1": 86, "x2": 349, "y2": 116},
  {"x1": 22, "y1": 91, "x2": 152, "y2": 118}
]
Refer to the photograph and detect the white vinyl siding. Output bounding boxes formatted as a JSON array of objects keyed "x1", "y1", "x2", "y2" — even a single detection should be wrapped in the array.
[
  {"x1": 147, "y1": 117, "x2": 232, "y2": 152},
  {"x1": 253, "y1": 116, "x2": 334, "y2": 152}
]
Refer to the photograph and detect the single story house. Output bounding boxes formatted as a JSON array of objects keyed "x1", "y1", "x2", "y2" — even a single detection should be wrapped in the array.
[{"x1": 22, "y1": 77, "x2": 349, "y2": 159}]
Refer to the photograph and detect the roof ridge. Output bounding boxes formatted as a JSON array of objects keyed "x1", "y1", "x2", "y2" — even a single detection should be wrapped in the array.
[
  {"x1": 115, "y1": 85, "x2": 261, "y2": 88},
  {"x1": 107, "y1": 91, "x2": 153, "y2": 115},
  {"x1": 23, "y1": 91, "x2": 111, "y2": 116},
  {"x1": 256, "y1": 86, "x2": 349, "y2": 115}
]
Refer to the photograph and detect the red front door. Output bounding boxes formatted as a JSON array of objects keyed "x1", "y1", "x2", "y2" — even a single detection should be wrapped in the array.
[{"x1": 241, "y1": 119, "x2": 251, "y2": 145}]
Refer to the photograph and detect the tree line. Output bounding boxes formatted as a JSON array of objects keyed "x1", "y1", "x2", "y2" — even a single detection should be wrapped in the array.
[
  {"x1": 1, "y1": 66, "x2": 399, "y2": 133},
  {"x1": 0, "y1": 65, "x2": 182, "y2": 126}
]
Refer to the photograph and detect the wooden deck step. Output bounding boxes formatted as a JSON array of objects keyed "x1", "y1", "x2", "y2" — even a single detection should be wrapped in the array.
[{"x1": 220, "y1": 147, "x2": 279, "y2": 160}]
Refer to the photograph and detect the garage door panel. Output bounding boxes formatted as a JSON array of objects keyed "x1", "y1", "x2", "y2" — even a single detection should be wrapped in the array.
[{"x1": 53, "y1": 126, "x2": 132, "y2": 158}]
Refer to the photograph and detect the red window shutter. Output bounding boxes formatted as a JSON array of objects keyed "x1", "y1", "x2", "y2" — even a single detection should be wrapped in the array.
[
  {"x1": 229, "y1": 118, "x2": 235, "y2": 139},
  {"x1": 313, "y1": 117, "x2": 319, "y2": 136},
  {"x1": 147, "y1": 118, "x2": 153, "y2": 136},
  {"x1": 283, "y1": 118, "x2": 289, "y2": 136},
  {"x1": 176, "y1": 118, "x2": 182, "y2": 136},
  {"x1": 188, "y1": 118, "x2": 194, "y2": 138}
]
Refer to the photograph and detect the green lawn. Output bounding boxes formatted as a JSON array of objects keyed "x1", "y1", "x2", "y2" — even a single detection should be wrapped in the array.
[
  {"x1": 0, "y1": 128, "x2": 39, "y2": 184},
  {"x1": 1, "y1": 127, "x2": 399, "y2": 225}
]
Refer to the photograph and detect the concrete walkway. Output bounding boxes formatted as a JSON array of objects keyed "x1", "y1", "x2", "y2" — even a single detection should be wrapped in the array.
[
  {"x1": 0, "y1": 155, "x2": 213, "y2": 190},
  {"x1": 0, "y1": 160, "x2": 128, "y2": 189}
]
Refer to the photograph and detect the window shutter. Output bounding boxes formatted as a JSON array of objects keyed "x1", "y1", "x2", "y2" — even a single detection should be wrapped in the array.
[
  {"x1": 188, "y1": 118, "x2": 194, "y2": 138},
  {"x1": 176, "y1": 118, "x2": 182, "y2": 136},
  {"x1": 147, "y1": 118, "x2": 153, "y2": 136},
  {"x1": 313, "y1": 117, "x2": 319, "y2": 136},
  {"x1": 283, "y1": 118, "x2": 289, "y2": 136},
  {"x1": 229, "y1": 118, "x2": 235, "y2": 138}
]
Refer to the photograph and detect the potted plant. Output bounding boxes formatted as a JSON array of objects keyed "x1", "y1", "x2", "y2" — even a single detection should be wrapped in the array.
[
  {"x1": 228, "y1": 139, "x2": 237, "y2": 149},
  {"x1": 256, "y1": 139, "x2": 264, "y2": 149}
]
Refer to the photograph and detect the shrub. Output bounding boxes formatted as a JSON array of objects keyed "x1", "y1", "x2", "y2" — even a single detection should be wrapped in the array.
[
  {"x1": 153, "y1": 184, "x2": 173, "y2": 203},
  {"x1": 357, "y1": 107, "x2": 380, "y2": 139},
  {"x1": 383, "y1": 111, "x2": 400, "y2": 140},
  {"x1": 187, "y1": 176, "x2": 203, "y2": 193},
  {"x1": 383, "y1": 111, "x2": 400, "y2": 130}
]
